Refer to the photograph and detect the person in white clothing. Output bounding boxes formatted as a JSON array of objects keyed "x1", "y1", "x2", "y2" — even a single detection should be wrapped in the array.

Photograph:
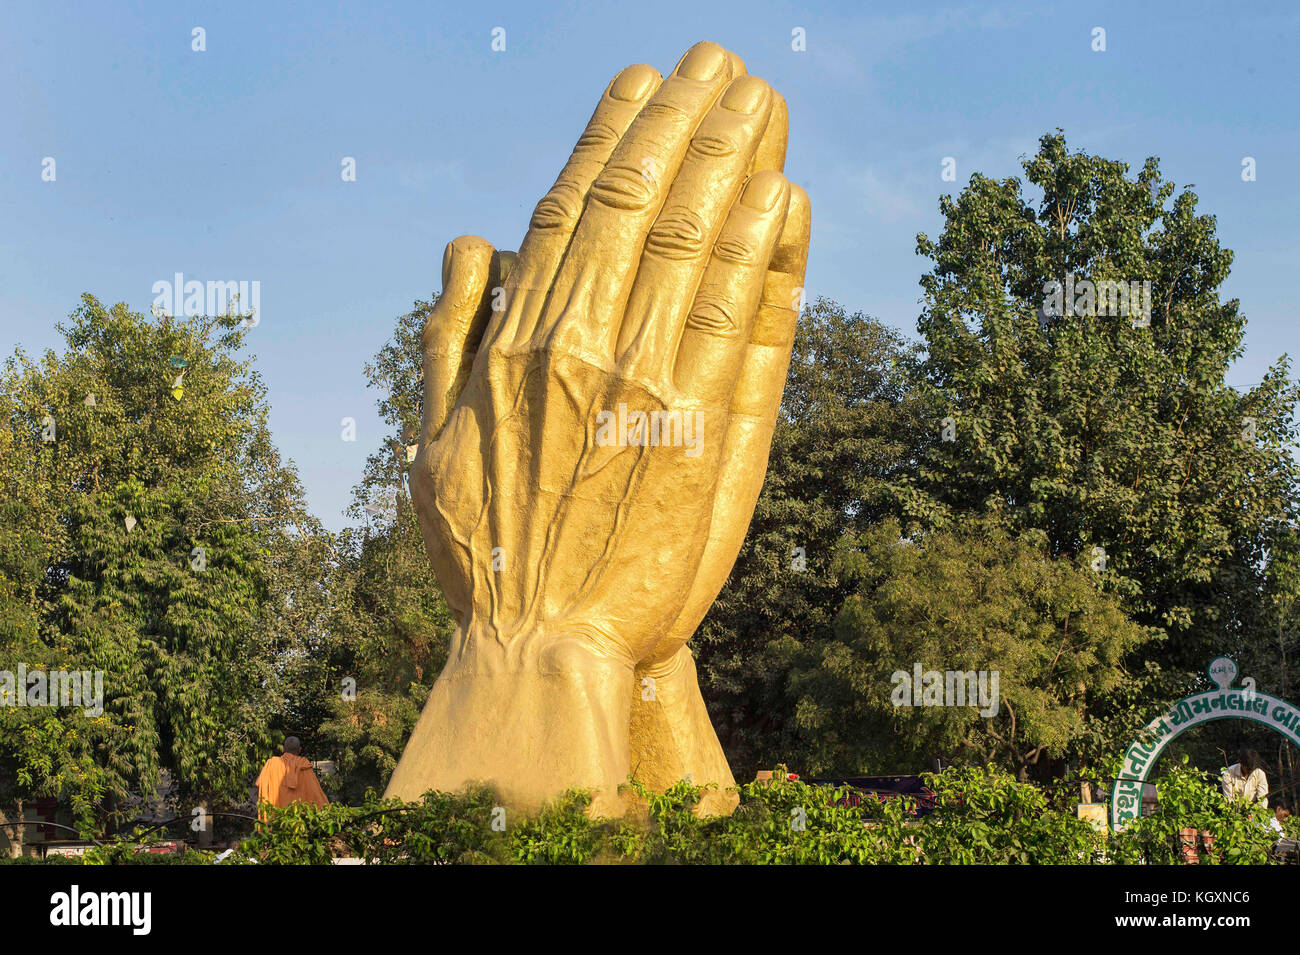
[
  {"x1": 1270, "y1": 805, "x2": 1289, "y2": 836},
  {"x1": 1221, "y1": 749, "x2": 1268, "y2": 808}
]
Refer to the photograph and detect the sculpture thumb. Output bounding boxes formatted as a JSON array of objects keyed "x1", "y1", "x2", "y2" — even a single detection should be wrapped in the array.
[{"x1": 420, "y1": 235, "x2": 498, "y2": 443}]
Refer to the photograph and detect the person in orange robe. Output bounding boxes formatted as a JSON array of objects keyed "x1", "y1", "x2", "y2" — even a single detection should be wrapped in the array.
[{"x1": 255, "y1": 736, "x2": 329, "y2": 817}]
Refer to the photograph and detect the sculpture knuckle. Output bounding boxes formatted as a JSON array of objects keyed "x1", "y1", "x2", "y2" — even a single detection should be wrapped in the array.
[
  {"x1": 644, "y1": 206, "x2": 707, "y2": 260},
  {"x1": 639, "y1": 101, "x2": 689, "y2": 126},
  {"x1": 686, "y1": 298, "x2": 739, "y2": 336},
  {"x1": 689, "y1": 132, "x2": 738, "y2": 160},
  {"x1": 574, "y1": 122, "x2": 621, "y2": 156},
  {"x1": 713, "y1": 235, "x2": 758, "y2": 266},
  {"x1": 589, "y1": 163, "x2": 657, "y2": 211},
  {"x1": 530, "y1": 183, "x2": 582, "y2": 231}
]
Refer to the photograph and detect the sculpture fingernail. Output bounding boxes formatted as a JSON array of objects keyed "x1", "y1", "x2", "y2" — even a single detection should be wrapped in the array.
[
  {"x1": 676, "y1": 43, "x2": 726, "y2": 81},
  {"x1": 741, "y1": 172, "x2": 786, "y2": 211},
  {"x1": 610, "y1": 65, "x2": 657, "y2": 102},
  {"x1": 721, "y1": 76, "x2": 768, "y2": 114}
]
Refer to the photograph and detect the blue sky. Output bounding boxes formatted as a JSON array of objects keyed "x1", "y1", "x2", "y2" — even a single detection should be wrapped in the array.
[{"x1": 2, "y1": 0, "x2": 1296, "y2": 529}]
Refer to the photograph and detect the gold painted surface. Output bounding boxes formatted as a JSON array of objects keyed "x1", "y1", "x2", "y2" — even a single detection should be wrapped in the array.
[{"x1": 384, "y1": 41, "x2": 811, "y2": 816}]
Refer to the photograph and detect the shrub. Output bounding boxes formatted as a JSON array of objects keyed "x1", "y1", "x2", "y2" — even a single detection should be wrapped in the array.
[
  {"x1": 22, "y1": 763, "x2": 1287, "y2": 864},
  {"x1": 1108, "y1": 757, "x2": 1279, "y2": 865}
]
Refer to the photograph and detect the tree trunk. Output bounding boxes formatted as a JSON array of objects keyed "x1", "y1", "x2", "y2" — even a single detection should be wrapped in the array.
[{"x1": 0, "y1": 800, "x2": 25, "y2": 858}]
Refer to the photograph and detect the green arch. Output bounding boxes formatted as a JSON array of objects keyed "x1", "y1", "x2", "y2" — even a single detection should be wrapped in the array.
[{"x1": 1110, "y1": 686, "x2": 1300, "y2": 828}]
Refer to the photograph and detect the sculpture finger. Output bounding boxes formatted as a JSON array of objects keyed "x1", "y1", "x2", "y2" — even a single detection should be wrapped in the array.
[
  {"x1": 483, "y1": 62, "x2": 662, "y2": 353},
  {"x1": 693, "y1": 186, "x2": 811, "y2": 592},
  {"x1": 534, "y1": 41, "x2": 740, "y2": 359},
  {"x1": 673, "y1": 170, "x2": 790, "y2": 409},
  {"x1": 729, "y1": 183, "x2": 809, "y2": 420},
  {"x1": 645, "y1": 184, "x2": 810, "y2": 665},
  {"x1": 615, "y1": 74, "x2": 774, "y2": 385},
  {"x1": 682, "y1": 186, "x2": 809, "y2": 599},
  {"x1": 420, "y1": 236, "x2": 509, "y2": 445},
  {"x1": 751, "y1": 90, "x2": 788, "y2": 174},
  {"x1": 724, "y1": 48, "x2": 747, "y2": 78}
]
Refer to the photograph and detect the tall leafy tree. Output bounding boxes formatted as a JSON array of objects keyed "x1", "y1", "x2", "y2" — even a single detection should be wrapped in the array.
[
  {"x1": 0, "y1": 493, "x2": 105, "y2": 853},
  {"x1": 789, "y1": 516, "x2": 1153, "y2": 778},
  {"x1": 0, "y1": 296, "x2": 313, "y2": 833},
  {"x1": 1237, "y1": 524, "x2": 1300, "y2": 801},
  {"x1": 905, "y1": 132, "x2": 1299, "y2": 698}
]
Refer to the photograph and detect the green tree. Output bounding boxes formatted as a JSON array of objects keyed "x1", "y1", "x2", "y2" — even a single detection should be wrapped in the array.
[
  {"x1": 0, "y1": 494, "x2": 106, "y2": 853},
  {"x1": 1237, "y1": 524, "x2": 1300, "y2": 800},
  {"x1": 905, "y1": 132, "x2": 1299, "y2": 707},
  {"x1": 787, "y1": 516, "x2": 1153, "y2": 777},
  {"x1": 1, "y1": 296, "x2": 313, "y2": 833}
]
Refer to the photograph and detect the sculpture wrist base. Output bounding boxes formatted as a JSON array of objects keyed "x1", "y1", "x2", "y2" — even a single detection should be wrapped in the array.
[{"x1": 384, "y1": 629, "x2": 635, "y2": 816}]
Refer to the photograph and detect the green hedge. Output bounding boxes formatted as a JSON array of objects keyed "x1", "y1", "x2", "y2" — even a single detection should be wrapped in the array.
[
  {"x1": 0, "y1": 854, "x2": 82, "y2": 865},
  {"x1": 9, "y1": 762, "x2": 1289, "y2": 864},
  {"x1": 231, "y1": 762, "x2": 1291, "y2": 865},
  {"x1": 0, "y1": 845, "x2": 217, "y2": 865}
]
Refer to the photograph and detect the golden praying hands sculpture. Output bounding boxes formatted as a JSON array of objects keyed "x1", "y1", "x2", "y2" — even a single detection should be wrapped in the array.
[{"x1": 384, "y1": 41, "x2": 810, "y2": 816}]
